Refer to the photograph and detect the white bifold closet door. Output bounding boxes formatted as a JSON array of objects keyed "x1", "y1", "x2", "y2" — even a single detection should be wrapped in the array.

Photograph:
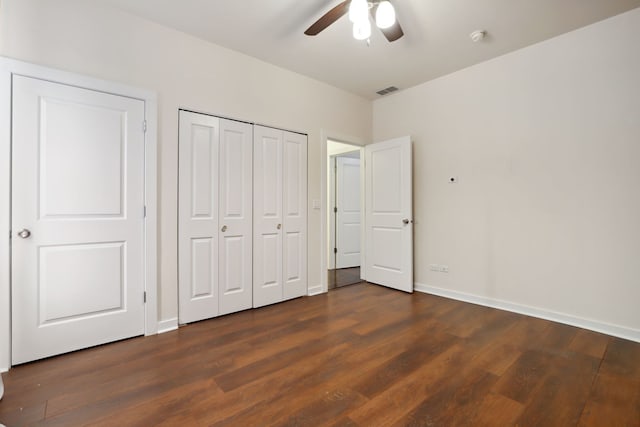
[
  {"x1": 178, "y1": 111, "x2": 253, "y2": 324},
  {"x1": 253, "y1": 125, "x2": 307, "y2": 308}
]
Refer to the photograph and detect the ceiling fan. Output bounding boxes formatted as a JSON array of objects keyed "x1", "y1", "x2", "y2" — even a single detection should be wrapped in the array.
[{"x1": 305, "y1": 0, "x2": 404, "y2": 42}]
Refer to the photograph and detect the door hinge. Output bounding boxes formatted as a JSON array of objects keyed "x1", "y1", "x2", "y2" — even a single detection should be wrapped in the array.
[
  {"x1": 334, "y1": 247, "x2": 337, "y2": 254},
  {"x1": 334, "y1": 207, "x2": 337, "y2": 213},
  {"x1": 143, "y1": 120, "x2": 147, "y2": 133},
  {"x1": 143, "y1": 205, "x2": 147, "y2": 218},
  {"x1": 143, "y1": 291, "x2": 147, "y2": 303}
]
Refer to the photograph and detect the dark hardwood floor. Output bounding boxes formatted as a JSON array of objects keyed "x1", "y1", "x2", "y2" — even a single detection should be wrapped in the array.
[
  {"x1": 1, "y1": 282, "x2": 639, "y2": 426},
  {"x1": 328, "y1": 267, "x2": 361, "y2": 290}
]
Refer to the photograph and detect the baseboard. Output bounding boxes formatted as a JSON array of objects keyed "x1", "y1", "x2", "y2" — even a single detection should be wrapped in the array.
[
  {"x1": 307, "y1": 285, "x2": 324, "y2": 296},
  {"x1": 414, "y1": 282, "x2": 640, "y2": 343},
  {"x1": 157, "y1": 317, "x2": 178, "y2": 334}
]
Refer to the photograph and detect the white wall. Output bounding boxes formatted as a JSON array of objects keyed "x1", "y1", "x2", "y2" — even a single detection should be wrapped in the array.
[
  {"x1": 374, "y1": 8, "x2": 640, "y2": 339},
  {"x1": 328, "y1": 140, "x2": 362, "y2": 157},
  {"x1": 0, "y1": 0, "x2": 372, "y2": 333}
]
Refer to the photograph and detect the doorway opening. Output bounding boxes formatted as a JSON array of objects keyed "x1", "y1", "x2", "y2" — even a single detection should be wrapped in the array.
[{"x1": 327, "y1": 140, "x2": 363, "y2": 290}]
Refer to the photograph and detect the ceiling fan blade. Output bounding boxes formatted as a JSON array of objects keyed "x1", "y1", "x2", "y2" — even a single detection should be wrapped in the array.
[
  {"x1": 304, "y1": 0, "x2": 350, "y2": 36},
  {"x1": 370, "y1": 3, "x2": 404, "y2": 42}
]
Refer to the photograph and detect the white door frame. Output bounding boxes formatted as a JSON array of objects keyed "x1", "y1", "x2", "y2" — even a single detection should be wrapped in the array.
[
  {"x1": 328, "y1": 155, "x2": 336, "y2": 270},
  {"x1": 318, "y1": 131, "x2": 365, "y2": 295},
  {"x1": 0, "y1": 57, "x2": 158, "y2": 372}
]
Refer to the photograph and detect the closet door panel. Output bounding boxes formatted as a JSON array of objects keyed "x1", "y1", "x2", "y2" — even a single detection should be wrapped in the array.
[
  {"x1": 218, "y1": 119, "x2": 253, "y2": 315},
  {"x1": 253, "y1": 125, "x2": 283, "y2": 307},
  {"x1": 283, "y1": 131, "x2": 307, "y2": 300},
  {"x1": 178, "y1": 111, "x2": 220, "y2": 323}
]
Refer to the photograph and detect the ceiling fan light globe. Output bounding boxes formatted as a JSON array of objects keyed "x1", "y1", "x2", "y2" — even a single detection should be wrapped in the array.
[
  {"x1": 353, "y1": 19, "x2": 371, "y2": 40},
  {"x1": 376, "y1": 1, "x2": 396, "y2": 29},
  {"x1": 349, "y1": 0, "x2": 369, "y2": 23}
]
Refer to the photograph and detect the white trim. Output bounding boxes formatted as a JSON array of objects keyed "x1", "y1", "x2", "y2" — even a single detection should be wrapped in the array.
[
  {"x1": 0, "y1": 60, "x2": 11, "y2": 373},
  {"x1": 157, "y1": 318, "x2": 179, "y2": 334},
  {"x1": 307, "y1": 285, "x2": 324, "y2": 297},
  {"x1": 415, "y1": 282, "x2": 640, "y2": 343},
  {"x1": 144, "y1": 99, "x2": 158, "y2": 336},
  {"x1": 319, "y1": 130, "x2": 366, "y2": 295},
  {"x1": 328, "y1": 156, "x2": 336, "y2": 270},
  {"x1": 0, "y1": 56, "x2": 159, "y2": 371}
]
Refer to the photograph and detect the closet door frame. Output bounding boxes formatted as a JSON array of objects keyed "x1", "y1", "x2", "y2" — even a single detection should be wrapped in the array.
[{"x1": 179, "y1": 111, "x2": 307, "y2": 319}]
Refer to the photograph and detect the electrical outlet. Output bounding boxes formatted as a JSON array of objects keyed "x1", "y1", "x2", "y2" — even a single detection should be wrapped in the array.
[{"x1": 430, "y1": 264, "x2": 449, "y2": 273}]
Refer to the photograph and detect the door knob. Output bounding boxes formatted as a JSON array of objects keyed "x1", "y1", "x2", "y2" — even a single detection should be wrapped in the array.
[
  {"x1": 402, "y1": 219, "x2": 411, "y2": 225},
  {"x1": 17, "y1": 229, "x2": 31, "y2": 238},
  {"x1": 277, "y1": 224, "x2": 282, "y2": 230},
  {"x1": 221, "y1": 225, "x2": 227, "y2": 232}
]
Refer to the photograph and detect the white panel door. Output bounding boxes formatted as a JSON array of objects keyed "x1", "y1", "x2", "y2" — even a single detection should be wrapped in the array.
[
  {"x1": 253, "y1": 126, "x2": 283, "y2": 308},
  {"x1": 364, "y1": 137, "x2": 413, "y2": 293},
  {"x1": 218, "y1": 119, "x2": 253, "y2": 315},
  {"x1": 178, "y1": 111, "x2": 220, "y2": 324},
  {"x1": 336, "y1": 157, "x2": 361, "y2": 269},
  {"x1": 283, "y1": 131, "x2": 308, "y2": 300},
  {"x1": 11, "y1": 76, "x2": 145, "y2": 364}
]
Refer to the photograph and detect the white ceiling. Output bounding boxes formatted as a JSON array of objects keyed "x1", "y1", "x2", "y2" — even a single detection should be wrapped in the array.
[{"x1": 99, "y1": 0, "x2": 640, "y2": 99}]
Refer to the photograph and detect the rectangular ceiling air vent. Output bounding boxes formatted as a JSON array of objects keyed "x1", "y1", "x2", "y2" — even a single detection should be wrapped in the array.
[{"x1": 376, "y1": 86, "x2": 399, "y2": 96}]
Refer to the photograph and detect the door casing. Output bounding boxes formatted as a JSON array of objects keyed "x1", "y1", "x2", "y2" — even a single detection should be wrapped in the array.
[
  {"x1": 319, "y1": 133, "x2": 366, "y2": 295},
  {"x1": 321, "y1": 134, "x2": 413, "y2": 295},
  {"x1": 0, "y1": 57, "x2": 158, "y2": 372}
]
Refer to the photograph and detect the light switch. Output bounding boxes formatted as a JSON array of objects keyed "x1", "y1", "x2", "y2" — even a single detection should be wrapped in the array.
[{"x1": 312, "y1": 199, "x2": 321, "y2": 209}]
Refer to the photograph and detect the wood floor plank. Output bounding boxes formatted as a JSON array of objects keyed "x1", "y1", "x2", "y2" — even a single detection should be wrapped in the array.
[
  {"x1": 568, "y1": 329, "x2": 611, "y2": 359},
  {"x1": 351, "y1": 328, "x2": 458, "y2": 399},
  {"x1": 395, "y1": 369, "x2": 498, "y2": 426},
  {"x1": 599, "y1": 337, "x2": 640, "y2": 380},
  {"x1": 40, "y1": 365, "x2": 225, "y2": 426},
  {"x1": 1, "y1": 283, "x2": 639, "y2": 426},
  {"x1": 215, "y1": 328, "x2": 358, "y2": 392},
  {"x1": 437, "y1": 301, "x2": 498, "y2": 338},
  {"x1": 471, "y1": 392, "x2": 524, "y2": 426},
  {"x1": 156, "y1": 342, "x2": 354, "y2": 426},
  {"x1": 0, "y1": 400, "x2": 46, "y2": 427},
  {"x1": 42, "y1": 343, "x2": 227, "y2": 419},
  {"x1": 212, "y1": 314, "x2": 447, "y2": 426},
  {"x1": 578, "y1": 373, "x2": 640, "y2": 427},
  {"x1": 514, "y1": 351, "x2": 601, "y2": 426},
  {"x1": 463, "y1": 316, "x2": 542, "y2": 377},
  {"x1": 347, "y1": 343, "x2": 470, "y2": 426},
  {"x1": 271, "y1": 388, "x2": 368, "y2": 427},
  {"x1": 67, "y1": 377, "x2": 219, "y2": 427},
  {"x1": 493, "y1": 350, "x2": 557, "y2": 404}
]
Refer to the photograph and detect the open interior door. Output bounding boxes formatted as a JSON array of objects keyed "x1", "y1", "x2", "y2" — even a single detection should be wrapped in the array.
[{"x1": 364, "y1": 136, "x2": 413, "y2": 292}]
